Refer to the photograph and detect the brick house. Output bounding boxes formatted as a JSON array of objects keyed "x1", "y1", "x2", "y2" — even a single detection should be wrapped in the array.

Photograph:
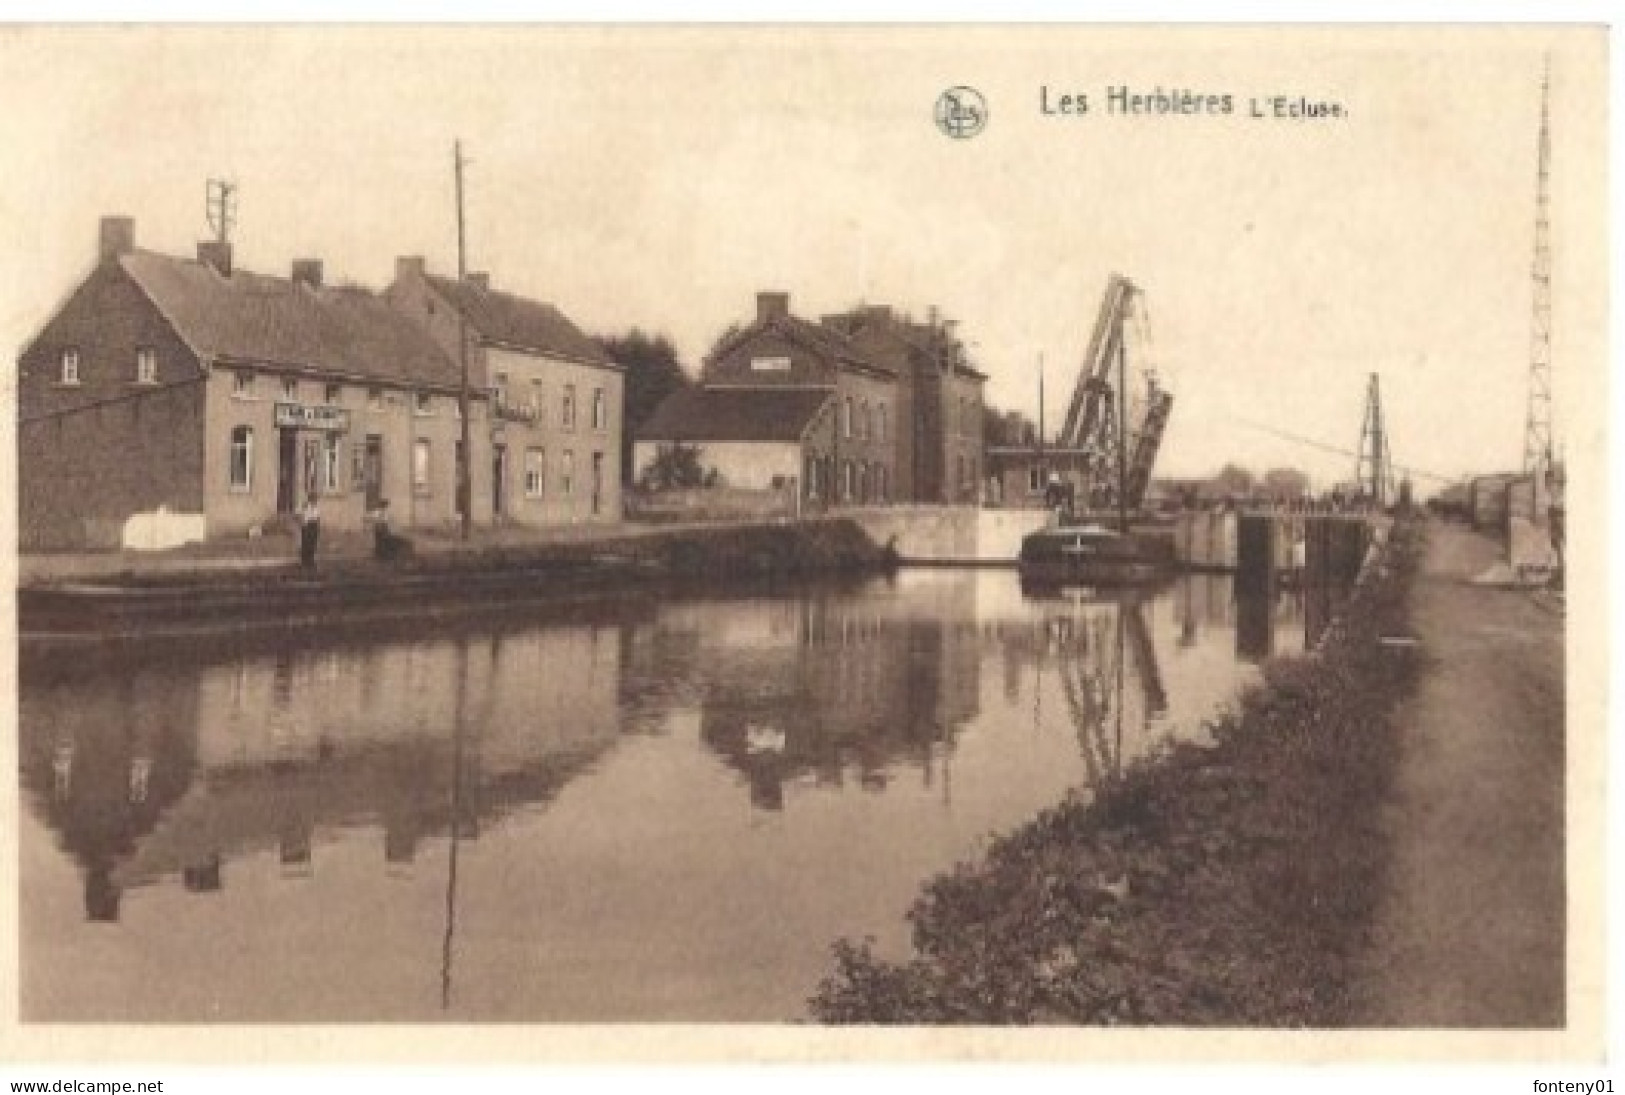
[
  {"x1": 636, "y1": 292, "x2": 986, "y2": 506},
  {"x1": 818, "y1": 305, "x2": 986, "y2": 503},
  {"x1": 386, "y1": 258, "x2": 624, "y2": 526},
  {"x1": 15, "y1": 217, "x2": 620, "y2": 551}
]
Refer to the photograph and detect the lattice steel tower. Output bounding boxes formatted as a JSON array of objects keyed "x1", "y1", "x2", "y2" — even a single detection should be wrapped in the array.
[
  {"x1": 1356, "y1": 372, "x2": 1393, "y2": 506},
  {"x1": 1523, "y1": 58, "x2": 1555, "y2": 480}
]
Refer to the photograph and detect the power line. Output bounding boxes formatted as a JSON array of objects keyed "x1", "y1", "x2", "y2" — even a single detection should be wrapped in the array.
[{"x1": 1227, "y1": 414, "x2": 1456, "y2": 485}]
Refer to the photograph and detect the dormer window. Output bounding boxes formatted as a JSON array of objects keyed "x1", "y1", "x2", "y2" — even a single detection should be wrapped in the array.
[
  {"x1": 136, "y1": 347, "x2": 157, "y2": 384},
  {"x1": 60, "y1": 349, "x2": 80, "y2": 385},
  {"x1": 282, "y1": 377, "x2": 299, "y2": 400},
  {"x1": 232, "y1": 370, "x2": 255, "y2": 398},
  {"x1": 415, "y1": 391, "x2": 433, "y2": 416}
]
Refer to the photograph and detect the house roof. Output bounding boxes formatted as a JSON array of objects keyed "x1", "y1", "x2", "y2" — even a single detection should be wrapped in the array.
[
  {"x1": 121, "y1": 251, "x2": 461, "y2": 389},
  {"x1": 824, "y1": 307, "x2": 989, "y2": 382},
  {"x1": 707, "y1": 314, "x2": 893, "y2": 380},
  {"x1": 426, "y1": 276, "x2": 613, "y2": 367},
  {"x1": 636, "y1": 386, "x2": 832, "y2": 443}
]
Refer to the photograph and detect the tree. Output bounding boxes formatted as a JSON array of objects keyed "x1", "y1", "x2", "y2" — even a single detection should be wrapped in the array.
[
  {"x1": 598, "y1": 329, "x2": 694, "y2": 485},
  {"x1": 1206, "y1": 462, "x2": 1255, "y2": 500},
  {"x1": 1260, "y1": 467, "x2": 1311, "y2": 500},
  {"x1": 982, "y1": 405, "x2": 1038, "y2": 447},
  {"x1": 637, "y1": 442, "x2": 708, "y2": 492}
]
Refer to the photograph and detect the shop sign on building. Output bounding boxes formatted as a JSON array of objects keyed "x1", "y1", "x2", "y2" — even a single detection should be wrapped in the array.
[{"x1": 275, "y1": 401, "x2": 351, "y2": 432}]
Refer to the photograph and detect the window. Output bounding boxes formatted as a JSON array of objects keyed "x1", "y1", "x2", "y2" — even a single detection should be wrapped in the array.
[
  {"x1": 233, "y1": 371, "x2": 254, "y2": 398},
  {"x1": 60, "y1": 349, "x2": 81, "y2": 385},
  {"x1": 877, "y1": 403, "x2": 888, "y2": 444},
  {"x1": 525, "y1": 448, "x2": 546, "y2": 498},
  {"x1": 843, "y1": 397, "x2": 853, "y2": 439},
  {"x1": 229, "y1": 426, "x2": 253, "y2": 492},
  {"x1": 283, "y1": 377, "x2": 299, "y2": 400},
  {"x1": 529, "y1": 378, "x2": 544, "y2": 414},
  {"x1": 413, "y1": 439, "x2": 431, "y2": 495},
  {"x1": 844, "y1": 459, "x2": 855, "y2": 501},
  {"x1": 562, "y1": 384, "x2": 576, "y2": 428},
  {"x1": 415, "y1": 392, "x2": 433, "y2": 416},
  {"x1": 351, "y1": 441, "x2": 367, "y2": 490},
  {"x1": 877, "y1": 465, "x2": 889, "y2": 502},
  {"x1": 860, "y1": 401, "x2": 870, "y2": 441},
  {"x1": 136, "y1": 348, "x2": 157, "y2": 384},
  {"x1": 368, "y1": 387, "x2": 384, "y2": 411},
  {"x1": 561, "y1": 449, "x2": 575, "y2": 496},
  {"x1": 322, "y1": 435, "x2": 340, "y2": 493},
  {"x1": 1029, "y1": 467, "x2": 1042, "y2": 493},
  {"x1": 324, "y1": 383, "x2": 342, "y2": 405},
  {"x1": 592, "y1": 388, "x2": 607, "y2": 431}
]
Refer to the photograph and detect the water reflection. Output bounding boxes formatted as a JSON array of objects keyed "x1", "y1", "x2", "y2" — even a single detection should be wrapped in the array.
[
  {"x1": 20, "y1": 570, "x2": 1313, "y2": 1022},
  {"x1": 693, "y1": 582, "x2": 981, "y2": 814}
]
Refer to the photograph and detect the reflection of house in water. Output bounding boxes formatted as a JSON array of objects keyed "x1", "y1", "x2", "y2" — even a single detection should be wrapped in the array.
[
  {"x1": 18, "y1": 623, "x2": 626, "y2": 921},
  {"x1": 19, "y1": 669, "x2": 200, "y2": 921},
  {"x1": 683, "y1": 574, "x2": 983, "y2": 811}
]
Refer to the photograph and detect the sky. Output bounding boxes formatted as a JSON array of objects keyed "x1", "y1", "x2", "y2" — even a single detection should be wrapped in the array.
[{"x1": 0, "y1": 25, "x2": 1607, "y2": 490}]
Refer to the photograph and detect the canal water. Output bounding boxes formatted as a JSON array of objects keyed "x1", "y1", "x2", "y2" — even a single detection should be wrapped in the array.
[{"x1": 18, "y1": 569, "x2": 1311, "y2": 1022}]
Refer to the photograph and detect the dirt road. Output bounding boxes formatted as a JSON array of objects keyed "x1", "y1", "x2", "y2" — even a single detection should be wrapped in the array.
[{"x1": 1355, "y1": 520, "x2": 1565, "y2": 1026}]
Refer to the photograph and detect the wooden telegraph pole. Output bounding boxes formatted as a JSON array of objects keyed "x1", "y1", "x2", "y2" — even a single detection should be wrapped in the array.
[{"x1": 454, "y1": 140, "x2": 473, "y2": 541}]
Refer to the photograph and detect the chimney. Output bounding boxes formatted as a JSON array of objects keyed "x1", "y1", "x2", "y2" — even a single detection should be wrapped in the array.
[
  {"x1": 291, "y1": 259, "x2": 323, "y2": 288},
  {"x1": 756, "y1": 291, "x2": 790, "y2": 324},
  {"x1": 466, "y1": 271, "x2": 490, "y2": 291},
  {"x1": 197, "y1": 239, "x2": 233, "y2": 277},
  {"x1": 99, "y1": 216, "x2": 135, "y2": 263},
  {"x1": 395, "y1": 255, "x2": 426, "y2": 283}
]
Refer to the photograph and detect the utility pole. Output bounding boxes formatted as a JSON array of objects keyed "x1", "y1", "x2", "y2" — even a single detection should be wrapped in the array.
[
  {"x1": 1523, "y1": 56, "x2": 1556, "y2": 486},
  {"x1": 454, "y1": 140, "x2": 473, "y2": 541}
]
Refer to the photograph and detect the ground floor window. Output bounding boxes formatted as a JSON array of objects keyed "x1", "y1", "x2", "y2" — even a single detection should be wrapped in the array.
[
  {"x1": 561, "y1": 449, "x2": 575, "y2": 496},
  {"x1": 322, "y1": 435, "x2": 340, "y2": 494},
  {"x1": 876, "y1": 464, "x2": 889, "y2": 503},
  {"x1": 525, "y1": 448, "x2": 545, "y2": 498},
  {"x1": 413, "y1": 439, "x2": 431, "y2": 495},
  {"x1": 229, "y1": 426, "x2": 253, "y2": 492},
  {"x1": 843, "y1": 459, "x2": 855, "y2": 502}
]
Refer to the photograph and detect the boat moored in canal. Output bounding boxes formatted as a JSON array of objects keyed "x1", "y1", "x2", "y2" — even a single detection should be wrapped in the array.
[{"x1": 1017, "y1": 522, "x2": 1169, "y2": 587}]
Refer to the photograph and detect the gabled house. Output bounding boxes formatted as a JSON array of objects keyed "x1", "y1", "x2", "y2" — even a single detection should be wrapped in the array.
[
  {"x1": 386, "y1": 259, "x2": 624, "y2": 526},
  {"x1": 16, "y1": 217, "x2": 480, "y2": 550},
  {"x1": 636, "y1": 292, "x2": 987, "y2": 506},
  {"x1": 635, "y1": 292, "x2": 899, "y2": 505},
  {"x1": 819, "y1": 305, "x2": 987, "y2": 504}
]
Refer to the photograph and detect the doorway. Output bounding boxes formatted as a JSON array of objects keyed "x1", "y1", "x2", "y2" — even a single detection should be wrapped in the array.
[
  {"x1": 363, "y1": 435, "x2": 384, "y2": 509},
  {"x1": 493, "y1": 445, "x2": 507, "y2": 519},
  {"x1": 590, "y1": 451, "x2": 604, "y2": 516},
  {"x1": 276, "y1": 428, "x2": 298, "y2": 514}
]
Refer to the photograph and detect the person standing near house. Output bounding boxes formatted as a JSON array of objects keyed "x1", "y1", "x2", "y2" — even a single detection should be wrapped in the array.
[{"x1": 299, "y1": 495, "x2": 321, "y2": 570}]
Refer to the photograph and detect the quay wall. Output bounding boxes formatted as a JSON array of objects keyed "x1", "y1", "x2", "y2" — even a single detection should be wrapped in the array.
[{"x1": 844, "y1": 506, "x2": 1048, "y2": 564}]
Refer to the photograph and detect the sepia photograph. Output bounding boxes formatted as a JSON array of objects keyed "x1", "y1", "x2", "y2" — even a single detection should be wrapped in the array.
[{"x1": 0, "y1": 19, "x2": 1609, "y2": 1070}]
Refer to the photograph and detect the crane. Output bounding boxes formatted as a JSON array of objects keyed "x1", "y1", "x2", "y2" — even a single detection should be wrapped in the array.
[{"x1": 1055, "y1": 274, "x2": 1174, "y2": 517}]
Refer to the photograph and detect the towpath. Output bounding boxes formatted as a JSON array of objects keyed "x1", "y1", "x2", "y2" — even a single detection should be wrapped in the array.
[{"x1": 1355, "y1": 520, "x2": 1565, "y2": 1026}]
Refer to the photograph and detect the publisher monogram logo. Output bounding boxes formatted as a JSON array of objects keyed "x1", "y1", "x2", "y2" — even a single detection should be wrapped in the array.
[{"x1": 935, "y1": 86, "x2": 987, "y2": 139}]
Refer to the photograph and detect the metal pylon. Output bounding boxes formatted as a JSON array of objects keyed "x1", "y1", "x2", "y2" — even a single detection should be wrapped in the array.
[
  {"x1": 1356, "y1": 372, "x2": 1392, "y2": 506},
  {"x1": 1523, "y1": 57, "x2": 1556, "y2": 483}
]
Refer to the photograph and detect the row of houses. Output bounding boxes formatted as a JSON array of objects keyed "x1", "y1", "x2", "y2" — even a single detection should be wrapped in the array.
[{"x1": 16, "y1": 215, "x2": 986, "y2": 551}]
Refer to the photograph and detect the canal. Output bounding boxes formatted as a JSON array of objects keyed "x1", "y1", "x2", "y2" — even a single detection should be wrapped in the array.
[{"x1": 18, "y1": 569, "x2": 1313, "y2": 1022}]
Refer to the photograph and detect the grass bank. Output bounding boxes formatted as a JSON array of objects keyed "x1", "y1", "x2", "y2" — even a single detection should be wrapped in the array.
[{"x1": 810, "y1": 519, "x2": 1422, "y2": 1026}]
